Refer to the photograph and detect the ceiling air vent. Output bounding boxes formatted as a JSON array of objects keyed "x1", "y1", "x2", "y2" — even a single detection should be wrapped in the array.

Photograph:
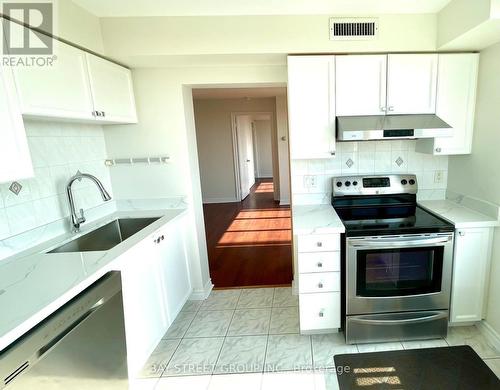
[{"x1": 329, "y1": 18, "x2": 379, "y2": 41}]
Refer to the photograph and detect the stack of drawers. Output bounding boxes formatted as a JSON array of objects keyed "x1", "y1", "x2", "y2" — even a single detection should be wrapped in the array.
[{"x1": 297, "y1": 233, "x2": 341, "y2": 333}]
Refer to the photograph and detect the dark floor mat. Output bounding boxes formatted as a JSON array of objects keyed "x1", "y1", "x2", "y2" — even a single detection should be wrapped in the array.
[{"x1": 334, "y1": 345, "x2": 500, "y2": 389}]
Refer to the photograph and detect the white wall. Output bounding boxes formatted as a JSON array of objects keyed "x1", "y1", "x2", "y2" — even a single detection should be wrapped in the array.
[
  {"x1": 103, "y1": 65, "x2": 287, "y2": 296},
  {"x1": 100, "y1": 14, "x2": 437, "y2": 66},
  {"x1": 291, "y1": 141, "x2": 449, "y2": 205},
  {"x1": 253, "y1": 120, "x2": 273, "y2": 178},
  {"x1": 276, "y1": 96, "x2": 290, "y2": 205},
  {"x1": 448, "y1": 42, "x2": 500, "y2": 334},
  {"x1": 193, "y1": 97, "x2": 277, "y2": 203},
  {"x1": 0, "y1": 121, "x2": 111, "y2": 241}
]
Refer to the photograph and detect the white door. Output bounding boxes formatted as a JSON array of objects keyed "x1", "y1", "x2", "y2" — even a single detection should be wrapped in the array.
[
  {"x1": 86, "y1": 53, "x2": 138, "y2": 123},
  {"x1": 0, "y1": 64, "x2": 33, "y2": 183},
  {"x1": 433, "y1": 53, "x2": 479, "y2": 155},
  {"x1": 336, "y1": 55, "x2": 387, "y2": 116},
  {"x1": 12, "y1": 37, "x2": 95, "y2": 121},
  {"x1": 236, "y1": 115, "x2": 255, "y2": 199},
  {"x1": 450, "y1": 228, "x2": 492, "y2": 323},
  {"x1": 287, "y1": 55, "x2": 336, "y2": 159},
  {"x1": 386, "y1": 54, "x2": 438, "y2": 114},
  {"x1": 253, "y1": 120, "x2": 273, "y2": 178}
]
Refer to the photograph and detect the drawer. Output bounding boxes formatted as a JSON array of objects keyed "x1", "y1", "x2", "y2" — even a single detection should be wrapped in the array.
[
  {"x1": 298, "y1": 252, "x2": 340, "y2": 274},
  {"x1": 299, "y1": 292, "x2": 340, "y2": 331},
  {"x1": 299, "y1": 272, "x2": 340, "y2": 293},
  {"x1": 297, "y1": 234, "x2": 340, "y2": 253}
]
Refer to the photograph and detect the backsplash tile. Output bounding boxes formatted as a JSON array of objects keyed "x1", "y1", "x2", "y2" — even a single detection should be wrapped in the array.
[
  {"x1": 291, "y1": 140, "x2": 449, "y2": 205},
  {"x1": 0, "y1": 120, "x2": 111, "y2": 241}
]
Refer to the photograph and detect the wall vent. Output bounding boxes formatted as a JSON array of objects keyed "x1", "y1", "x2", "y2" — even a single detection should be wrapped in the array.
[{"x1": 329, "y1": 18, "x2": 379, "y2": 41}]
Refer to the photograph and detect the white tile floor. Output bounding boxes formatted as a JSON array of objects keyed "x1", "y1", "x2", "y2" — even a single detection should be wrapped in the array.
[{"x1": 136, "y1": 288, "x2": 500, "y2": 390}]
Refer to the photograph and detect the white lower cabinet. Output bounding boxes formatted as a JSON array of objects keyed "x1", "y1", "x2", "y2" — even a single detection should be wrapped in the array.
[
  {"x1": 121, "y1": 214, "x2": 191, "y2": 376},
  {"x1": 299, "y1": 292, "x2": 341, "y2": 332},
  {"x1": 155, "y1": 216, "x2": 192, "y2": 323},
  {"x1": 121, "y1": 234, "x2": 168, "y2": 376},
  {"x1": 450, "y1": 227, "x2": 494, "y2": 323},
  {"x1": 297, "y1": 233, "x2": 341, "y2": 333}
]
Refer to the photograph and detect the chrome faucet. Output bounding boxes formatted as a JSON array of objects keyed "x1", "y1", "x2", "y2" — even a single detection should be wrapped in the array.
[{"x1": 66, "y1": 173, "x2": 112, "y2": 232}]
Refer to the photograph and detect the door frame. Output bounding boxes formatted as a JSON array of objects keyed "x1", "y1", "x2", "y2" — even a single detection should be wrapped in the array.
[{"x1": 230, "y1": 111, "x2": 274, "y2": 201}]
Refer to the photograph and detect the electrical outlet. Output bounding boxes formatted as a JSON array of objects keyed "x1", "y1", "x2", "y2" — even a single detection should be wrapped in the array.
[
  {"x1": 434, "y1": 170, "x2": 444, "y2": 184},
  {"x1": 304, "y1": 175, "x2": 317, "y2": 189}
]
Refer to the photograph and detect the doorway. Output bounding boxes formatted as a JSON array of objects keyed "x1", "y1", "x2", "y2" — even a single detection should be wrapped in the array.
[{"x1": 192, "y1": 88, "x2": 292, "y2": 288}]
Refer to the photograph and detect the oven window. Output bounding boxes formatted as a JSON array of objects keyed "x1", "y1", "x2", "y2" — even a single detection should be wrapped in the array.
[{"x1": 356, "y1": 246, "x2": 443, "y2": 297}]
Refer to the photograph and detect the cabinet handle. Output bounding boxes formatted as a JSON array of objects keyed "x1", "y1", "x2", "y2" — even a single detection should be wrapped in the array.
[
  {"x1": 459, "y1": 231, "x2": 465, "y2": 236},
  {"x1": 161, "y1": 235, "x2": 165, "y2": 241},
  {"x1": 319, "y1": 309, "x2": 325, "y2": 318},
  {"x1": 380, "y1": 106, "x2": 387, "y2": 112},
  {"x1": 92, "y1": 110, "x2": 97, "y2": 117},
  {"x1": 318, "y1": 282, "x2": 324, "y2": 288},
  {"x1": 101, "y1": 111, "x2": 106, "y2": 118},
  {"x1": 435, "y1": 147, "x2": 442, "y2": 153},
  {"x1": 317, "y1": 262, "x2": 323, "y2": 268},
  {"x1": 330, "y1": 151, "x2": 335, "y2": 156},
  {"x1": 316, "y1": 242, "x2": 323, "y2": 248},
  {"x1": 388, "y1": 106, "x2": 394, "y2": 112}
]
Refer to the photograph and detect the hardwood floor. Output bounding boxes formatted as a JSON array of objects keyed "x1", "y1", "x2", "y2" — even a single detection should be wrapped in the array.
[{"x1": 203, "y1": 179, "x2": 292, "y2": 288}]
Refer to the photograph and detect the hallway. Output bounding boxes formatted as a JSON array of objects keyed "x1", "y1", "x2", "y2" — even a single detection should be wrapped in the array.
[{"x1": 203, "y1": 179, "x2": 292, "y2": 288}]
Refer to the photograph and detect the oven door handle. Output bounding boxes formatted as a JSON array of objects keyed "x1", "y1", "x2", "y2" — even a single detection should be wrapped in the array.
[
  {"x1": 349, "y1": 236, "x2": 452, "y2": 248},
  {"x1": 349, "y1": 312, "x2": 447, "y2": 326}
]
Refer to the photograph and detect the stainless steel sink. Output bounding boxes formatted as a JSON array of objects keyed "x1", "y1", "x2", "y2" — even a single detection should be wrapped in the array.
[{"x1": 48, "y1": 217, "x2": 160, "y2": 253}]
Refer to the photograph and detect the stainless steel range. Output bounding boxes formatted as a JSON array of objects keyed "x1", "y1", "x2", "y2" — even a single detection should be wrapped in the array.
[{"x1": 332, "y1": 174, "x2": 455, "y2": 344}]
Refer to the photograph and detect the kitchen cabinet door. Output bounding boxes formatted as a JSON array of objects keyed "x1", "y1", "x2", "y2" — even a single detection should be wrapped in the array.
[
  {"x1": 450, "y1": 228, "x2": 493, "y2": 323},
  {"x1": 86, "y1": 53, "x2": 138, "y2": 123},
  {"x1": 415, "y1": 54, "x2": 479, "y2": 156},
  {"x1": 287, "y1": 55, "x2": 336, "y2": 159},
  {"x1": 336, "y1": 55, "x2": 387, "y2": 116},
  {"x1": 387, "y1": 54, "x2": 438, "y2": 114},
  {"x1": 12, "y1": 38, "x2": 95, "y2": 121},
  {"x1": 0, "y1": 64, "x2": 33, "y2": 183},
  {"x1": 155, "y1": 215, "x2": 192, "y2": 323},
  {"x1": 120, "y1": 236, "x2": 168, "y2": 375}
]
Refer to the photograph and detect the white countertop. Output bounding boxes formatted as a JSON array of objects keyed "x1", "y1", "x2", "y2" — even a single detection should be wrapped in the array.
[
  {"x1": 0, "y1": 207, "x2": 187, "y2": 352},
  {"x1": 292, "y1": 204, "x2": 345, "y2": 235},
  {"x1": 419, "y1": 200, "x2": 499, "y2": 229}
]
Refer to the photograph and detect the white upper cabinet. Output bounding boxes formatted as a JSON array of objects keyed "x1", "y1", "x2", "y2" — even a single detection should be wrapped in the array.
[
  {"x1": 386, "y1": 54, "x2": 438, "y2": 114},
  {"x1": 13, "y1": 39, "x2": 95, "y2": 121},
  {"x1": 336, "y1": 55, "x2": 387, "y2": 116},
  {"x1": 288, "y1": 55, "x2": 336, "y2": 159},
  {"x1": 86, "y1": 54, "x2": 138, "y2": 124},
  {"x1": 416, "y1": 53, "x2": 479, "y2": 155},
  {"x1": 0, "y1": 65, "x2": 33, "y2": 183}
]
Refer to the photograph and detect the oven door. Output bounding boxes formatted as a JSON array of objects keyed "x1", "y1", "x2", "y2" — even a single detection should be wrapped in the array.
[{"x1": 346, "y1": 233, "x2": 454, "y2": 315}]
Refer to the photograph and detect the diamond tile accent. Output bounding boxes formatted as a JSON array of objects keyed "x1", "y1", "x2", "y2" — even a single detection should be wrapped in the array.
[
  {"x1": 345, "y1": 158, "x2": 354, "y2": 168},
  {"x1": 9, "y1": 181, "x2": 22, "y2": 195},
  {"x1": 395, "y1": 156, "x2": 404, "y2": 166}
]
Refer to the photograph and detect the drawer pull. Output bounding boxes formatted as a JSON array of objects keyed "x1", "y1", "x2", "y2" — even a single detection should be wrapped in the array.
[
  {"x1": 316, "y1": 242, "x2": 323, "y2": 247},
  {"x1": 318, "y1": 282, "x2": 324, "y2": 288},
  {"x1": 317, "y1": 262, "x2": 323, "y2": 268},
  {"x1": 319, "y1": 309, "x2": 325, "y2": 317}
]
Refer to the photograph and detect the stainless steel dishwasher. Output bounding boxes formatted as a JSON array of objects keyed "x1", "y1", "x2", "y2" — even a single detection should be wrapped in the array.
[{"x1": 0, "y1": 272, "x2": 128, "y2": 389}]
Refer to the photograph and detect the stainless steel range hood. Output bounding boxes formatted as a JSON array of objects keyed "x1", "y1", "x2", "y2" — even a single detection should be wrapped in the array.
[{"x1": 336, "y1": 114, "x2": 452, "y2": 141}]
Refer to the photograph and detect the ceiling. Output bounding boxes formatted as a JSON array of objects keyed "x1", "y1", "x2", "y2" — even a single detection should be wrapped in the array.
[
  {"x1": 74, "y1": 0, "x2": 452, "y2": 17},
  {"x1": 192, "y1": 87, "x2": 286, "y2": 100}
]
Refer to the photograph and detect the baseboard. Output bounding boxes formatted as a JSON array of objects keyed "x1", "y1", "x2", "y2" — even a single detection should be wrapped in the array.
[
  {"x1": 280, "y1": 197, "x2": 290, "y2": 206},
  {"x1": 478, "y1": 320, "x2": 500, "y2": 352},
  {"x1": 202, "y1": 197, "x2": 239, "y2": 204},
  {"x1": 291, "y1": 279, "x2": 298, "y2": 295},
  {"x1": 189, "y1": 278, "x2": 213, "y2": 300}
]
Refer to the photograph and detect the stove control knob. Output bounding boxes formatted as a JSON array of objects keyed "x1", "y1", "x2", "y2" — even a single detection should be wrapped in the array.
[
  {"x1": 401, "y1": 179, "x2": 408, "y2": 185},
  {"x1": 409, "y1": 179, "x2": 416, "y2": 185},
  {"x1": 352, "y1": 181, "x2": 358, "y2": 186},
  {"x1": 345, "y1": 181, "x2": 351, "y2": 187},
  {"x1": 336, "y1": 181, "x2": 342, "y2": 188}
]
